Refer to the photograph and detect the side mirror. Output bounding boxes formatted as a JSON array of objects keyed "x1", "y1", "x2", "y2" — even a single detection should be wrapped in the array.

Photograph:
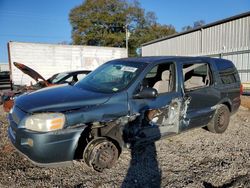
[{"x1": 134, "y1": 88, "x2": 158, "y2": 99}]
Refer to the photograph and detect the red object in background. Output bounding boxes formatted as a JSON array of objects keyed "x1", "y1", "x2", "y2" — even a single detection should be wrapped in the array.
[{"x1": 240, "y1": 84, "x2": 243, "y2": 95}]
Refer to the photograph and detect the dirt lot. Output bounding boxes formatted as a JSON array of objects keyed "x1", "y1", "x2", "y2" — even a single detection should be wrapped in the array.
[
  {"x1": 241, "y1": 95, "x2": 250, "y2": 109},
  {"x1": 0, "y1": 98, "x2": 249, "y2": 188}
]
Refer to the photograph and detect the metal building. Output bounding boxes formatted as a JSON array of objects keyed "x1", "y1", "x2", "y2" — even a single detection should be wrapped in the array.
[{"x1": 142, "y1": 11, "x2": 250, "y2": 83}]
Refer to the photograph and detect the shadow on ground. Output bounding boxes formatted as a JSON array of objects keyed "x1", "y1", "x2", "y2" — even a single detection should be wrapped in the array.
[{"x1": 121, "y1": 142, "x2": 161, "y2": 188}]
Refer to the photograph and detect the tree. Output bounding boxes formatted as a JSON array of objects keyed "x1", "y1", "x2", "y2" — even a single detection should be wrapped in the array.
[
  {"x1": 193, "y1": 20, "x2": 205, "y2": 28},
  {"x1": 182, "y1": 20, "x2": 205, "y2": 32},
  {"x1": 69, "y1": 0, "x2": 176, "y2": 56},
  {"x1": 181, "y1": 25, "x2": 193, "y2": 32},
  {"x1": 69, "y1": 0, "x2": 127, "y2": 47},
  {"x1": 129, "y1": 23, "x2": 175, "y2": 56}
]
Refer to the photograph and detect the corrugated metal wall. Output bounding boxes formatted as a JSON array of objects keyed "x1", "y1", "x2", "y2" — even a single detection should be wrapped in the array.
[
  {"x1": 201, "y1": 16, "x2": 250, "y2": 55},
  {"x1": 142, "y1": 14, "x2": 250, "y2": 82},
  {"x1": 142, "y1": 30, "x2": 201, "y2": 56},
  {"x1": 221, "y1": 51, "x2": 250, "y2": 82}
]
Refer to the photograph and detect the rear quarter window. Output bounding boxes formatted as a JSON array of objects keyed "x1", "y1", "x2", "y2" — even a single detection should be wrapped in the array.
[
  {"x1": 220, "y1": 73, "x2": 236, "y2": 84},
  {"x1": 215, "y1": 59, "x2": 240, "y2": 84}
]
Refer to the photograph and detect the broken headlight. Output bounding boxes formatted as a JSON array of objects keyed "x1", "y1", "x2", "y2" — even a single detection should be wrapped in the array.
[{"x1": 24, "y1": 113, "x2": 65, "y2": 132}]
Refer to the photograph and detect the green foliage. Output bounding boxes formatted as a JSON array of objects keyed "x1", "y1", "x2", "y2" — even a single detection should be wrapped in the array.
[
  {"x1": 129, "y1": 24, "x2": 176, "y2": 56},
  {"x1": 69, "y1": 0, "x2": 176, "y2": 56}
]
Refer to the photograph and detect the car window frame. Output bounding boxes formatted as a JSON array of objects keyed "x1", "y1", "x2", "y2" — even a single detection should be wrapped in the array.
[
  {"x1": 181, "y1": 61, "x2": 214, "y2": 92},
  {"x1": 133, "y1": 61, "x2": 178, "y2": 97}
]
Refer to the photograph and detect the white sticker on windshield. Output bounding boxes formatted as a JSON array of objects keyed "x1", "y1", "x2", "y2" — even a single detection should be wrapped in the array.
[{"x1": 121, "y1": 66, "x2": 137, "y2": 72}]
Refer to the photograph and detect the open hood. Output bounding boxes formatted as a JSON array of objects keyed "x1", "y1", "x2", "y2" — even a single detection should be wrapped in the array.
[{"x1": 13, "y1": 62, "x2": 49, "y2": 85}]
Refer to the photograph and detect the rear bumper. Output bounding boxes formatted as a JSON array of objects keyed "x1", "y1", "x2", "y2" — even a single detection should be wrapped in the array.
[{"x1": 8, "y1": 115, "x2": 86, "y2": 165}]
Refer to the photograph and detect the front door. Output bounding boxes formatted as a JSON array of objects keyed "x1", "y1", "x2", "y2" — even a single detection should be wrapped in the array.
[{"x1": 128, "y1": 62, "x2": 185, "y2": 144}]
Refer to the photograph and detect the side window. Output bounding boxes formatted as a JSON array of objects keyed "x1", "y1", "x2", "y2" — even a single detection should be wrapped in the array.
[
  {"x1": 219, "y1": 72, "x2": 237, "y2": 84},
  {"x1": 214, "y1": 59, "x2": 239, "y2": 84},
  {"x1": 142, "y1": 62, "x2": 175, "y2": 94},
  {"x1": 65, "y1": 76, "x2": 74, "y2": 83},
  {"x1": 146, "y1": 66, "x2": 158, "y2": 78},
  {"x1": 77, "y1": 73, "x2": 87, "y2": 81},
  {"x1": 183, "y1": 63, "x2": 212, "y2": 90}
]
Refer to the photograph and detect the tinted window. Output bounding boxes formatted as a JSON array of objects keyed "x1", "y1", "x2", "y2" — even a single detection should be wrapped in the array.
[
  {"x1": 215, "y1": 60, "x2": 238, "y2": 84},
  {"x1": 220, "y1": 73, "x2": 236, "y2": 84}
]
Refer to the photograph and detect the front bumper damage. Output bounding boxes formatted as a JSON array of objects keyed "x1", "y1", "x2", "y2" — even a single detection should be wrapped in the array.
[{"x1": 8, "y1": 113, "x2": 86, "y2": 166}]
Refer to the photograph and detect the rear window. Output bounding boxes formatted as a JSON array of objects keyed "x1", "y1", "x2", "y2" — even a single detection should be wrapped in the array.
[{"x1": 215, "y1": 59, "x2": 239, "y2": 84}]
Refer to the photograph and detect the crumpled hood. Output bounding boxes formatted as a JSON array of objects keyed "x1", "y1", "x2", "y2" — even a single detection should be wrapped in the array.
[{"x1": 15, "y1": 85, "x2": 112, "y2": 113}]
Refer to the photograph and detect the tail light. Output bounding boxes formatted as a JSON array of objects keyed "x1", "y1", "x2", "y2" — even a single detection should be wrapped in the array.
[{"x1": 240, "y1": 84, "x2": 243, "y2": 95}]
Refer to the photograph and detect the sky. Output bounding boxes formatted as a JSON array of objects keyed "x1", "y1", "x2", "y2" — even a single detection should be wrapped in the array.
[{"x1": 0, "y1": 0, "x2": 249, "y2": 63}]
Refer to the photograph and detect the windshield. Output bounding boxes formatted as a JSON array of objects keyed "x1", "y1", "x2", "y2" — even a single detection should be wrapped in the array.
[
  {"x1": 75, "y1": 61, "x2": 145, "y2": 93},
  {"x1": 50, "y1": 73, "x2": 68, "y2": 84}
]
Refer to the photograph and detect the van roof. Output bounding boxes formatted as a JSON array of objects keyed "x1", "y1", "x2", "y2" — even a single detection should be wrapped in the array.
[{"x1": 116, "y1": 56, "x2": 218, "y2": 64}]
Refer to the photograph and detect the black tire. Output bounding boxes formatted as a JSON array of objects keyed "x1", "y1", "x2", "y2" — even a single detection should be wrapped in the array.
[
  {"x1": 83, "y1": 138, "x2": 119, "y2": 172},
  {"x1": 206, "y1": 104, "x2": 230, "y2": 133}
]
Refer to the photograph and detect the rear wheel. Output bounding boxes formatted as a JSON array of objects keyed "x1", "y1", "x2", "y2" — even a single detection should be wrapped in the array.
[
  {"x1": 83, "y1": 138, "x2": 119, "y2": 172},
  {"x1": 206, "y1": 104, "x2": 230, "y2": 133}
]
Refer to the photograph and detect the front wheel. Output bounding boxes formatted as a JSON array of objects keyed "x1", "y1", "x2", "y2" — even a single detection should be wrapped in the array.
[
  {"x1": 206, "y1": 104, "x2": 230, "y2": 133},
  {"x1": 83, "y1": 138, "x2": 119, "y2": 172}
]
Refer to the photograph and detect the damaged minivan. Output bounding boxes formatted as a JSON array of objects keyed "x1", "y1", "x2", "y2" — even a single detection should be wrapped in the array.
[{"x1": 8, "y1": 56, "x2": 241, "y2": 172}]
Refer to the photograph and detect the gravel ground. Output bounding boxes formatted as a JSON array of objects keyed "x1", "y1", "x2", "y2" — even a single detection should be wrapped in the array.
[{"x1": 0, "y1": 100, "x2": 249, "y2": 188}]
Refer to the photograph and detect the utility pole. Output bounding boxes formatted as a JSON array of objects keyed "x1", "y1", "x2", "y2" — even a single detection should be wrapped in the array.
[{"x1": 125, "y1": 24, "x2": 130, "y2": 57}]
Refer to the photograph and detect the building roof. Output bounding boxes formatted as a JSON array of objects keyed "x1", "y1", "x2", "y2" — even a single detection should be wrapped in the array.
[{"x1": 142, "y1": 11, "x2": 250, "y2": 47}]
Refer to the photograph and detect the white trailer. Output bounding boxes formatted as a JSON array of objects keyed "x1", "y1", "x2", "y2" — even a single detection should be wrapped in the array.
[
  {"x1": 0, "y1": 63, "x2": 9, "y2": 72},
  {"x1": 8, "y1": 41, "x2": 127, "y2": 86}
]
